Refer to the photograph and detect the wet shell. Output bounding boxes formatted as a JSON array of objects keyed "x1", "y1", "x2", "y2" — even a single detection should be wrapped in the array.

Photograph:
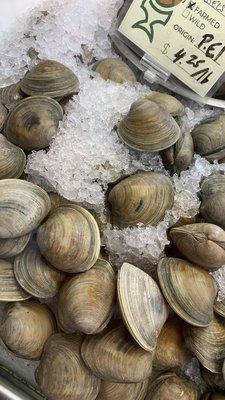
[
  {"x1": 170, "y1": 223, "x2": 225, "y2": 270},
  {"x1": 0, "y1": 233, "x2": 31, "y2": 259},
  {"x1": 158, "y1": 257, "x2": 217, "y2": 327},
  {"x1": 148, "y1": 92, "x2": 185, "y2": 116},
  {"x1": 0, "y1": 300, "x2": 56, "y2": 360},
  {"x1": 118, "y1": 97, "x2": 180, "y2": 152},
  {"x1": 0, "y1": 134, "x2": 26, "y2": 179},
  {"x1": 0, "y1": 179, "x2": 51, "y2": 238},
  {"x1": 118, "y1": 262, "x2": 168, "y2": 352},
  {"x1": 96, "y1": 379, "x2": 148, "y2": 400},
  {"x1": 0, "y1": 259, "x2": 31, "y2": 301},
  {"x1": 37, "y1": 204, "x2": 100, "y2": 273},
  {"x1": 0, "y1": 82, "x2": 23, "y2": 109},
  {"x1": 5, "y1": 96, "x2": 63, "y2": 151},
  {"x1": 81, "y1": 325, "x2": 153, "y2": 383},
  {"x1": 0, "y1": 103, "x2": 7, "y2": 131},
  {"x1": 58, "y1": 259, "x2": 116, "y2": 334},
  {"x1": 108, "y1": 172, "x2": 174, "y2": 228},
  {"x1": 20, "y1": 60, "x2": 80, "y2": 99},
  {"x1": 92, "y1": 58, "x2": 137, "y2": 84},
  {"x1": 185, "y1": 316, "x2": 225, "y2": 373},
  {"x1": 202, "y1": 393, "x2": 225, "y2": 400},
  {"x1": 14, "y1": 244, "x2": 65, "y2": 299},
  {"x1": 36, "y1": 333, "x2": 100, "y2": 400},
  {"x1": 200, "y1": 174, "x2": 225, "y2": 229}
]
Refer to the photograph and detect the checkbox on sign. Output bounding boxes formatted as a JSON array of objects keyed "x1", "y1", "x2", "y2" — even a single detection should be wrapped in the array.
[{"x1": 182, "y1": 9, "x2": 190, "y2": 18}]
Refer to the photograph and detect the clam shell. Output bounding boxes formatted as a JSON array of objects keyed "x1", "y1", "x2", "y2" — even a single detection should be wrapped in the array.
[
  {"x1": 170, "y1": 223, "x2": 225, "y2": 270},
  {"x1": 148, "y1": 92, "x2": 185, "y2": 116},
  {"x1": 36, "y1": 333, "x2": 100, "y2": 400},
  {"x1": 0, "y1": 82, "x2": 23, "y2": 109},
  {"x1": 0, "y1": 300, "x2": 56, "y2": 360},
  {"x1": 0, "y1": 134, "x2": 26, "y2": 179},
  {"x1": 200, "y1": 174, "x2": 225, "y2": 229},
  {"x1": 49, "y1": 192, "x2": 73, "y2": 211},
  {"x1": 118, "y1": 97, "x2": 180, "y2": 152},
  {"x1": 158, "y1": 257, "x2": 217, "y2": 327},
  {"x1": 0, "y1": 233, "x2": 31, "y2": 259},
  {"x1": 0, "y1": 179, "x2": 51, "y2": 238},
  {"x1": 5, "y1": 95, "x2": 63, "y2": 151},
  {"x1": 108, "y1": 172, "x2": 174, "y2": 228},
  {"x1": 202, "y1": 393, "x2": 225, "y2": 399},
  {"x1": 96, "y1": 379, "x2": 148, "y2": 400},
  {"x1": 0, "y1": 103, "x2": 7, "y2": 131},
  {"x1": 14, "y1": 244, "x2": 65, "y2": 299},
  {"x1": 37, "y1": 204, "x2": 100, "y2": 273},
  {"x1": 92, "y1": 58, "x2": 137, "y2": 84},
  {"x1": 20, "y1": 60, "x2": 80, "y2": 99},
  {"x1": 81, "y1": 325, "x2": 153, "y2": 383},
  {"x1": 201, "y1": 368, "x2": 225, "y2": 391},
  {"x1": 214, "y1": 298, "x2": 225, "y2": 318},
  {"x1": 0, "y1": 259, "x2": 31, "y2": 301},
  {"x1": 118, "y1": 263, "x2": 168, "y2": 352}
]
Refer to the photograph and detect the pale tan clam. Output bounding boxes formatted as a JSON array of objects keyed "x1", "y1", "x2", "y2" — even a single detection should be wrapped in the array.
[
  {"x1": 202, "y1": 394, "x2": 225, "y2": 400},
  {"x1": 0, "y1": 233, "x2": 31, "y2": 259},
  {"x1": 36, "y1": 333, "x2": 100, "y2": 400},
  {"x1": 118, "y1": 97, "x2": 180, "y2": 152},
  {"x1": 96, "y1": 379, "x2": 148, "y2": 400},
  {"x1": 14, "y1": 244, "x2": 65, "y2": 299},
  {"x1": 0, "y1": 103, "x2": 7, "y2": 131},
  {"x1": 49, "y1": 192, "x2": 72, "y2": 211},
  {"x1": 20, "y1": 60, "x2": 80, "y2": 99},
  {"x1": 81, "y1": 325, "x2": 153, "y2": 383},
  {"x1": 185, "y1": 316, "x2": 225, "y2": 373},
  {"x1": 0, "y1": 82, "x2": 23, "y2": 109},
  {"x1": 58, "y1": 259, "x2": 116, "y2": 334},
  {"x1": 0, "y1": 179, "x2": 50, "y2": 238},
  {"x1": 158, "y1": 257, "x2": 217, "y2": 327},
  {"x1": 148, "y1": 92, "x2": 185, "y2": 116},
  {"x1": 92, "y1": 58, "x2": 137, "y2": 84},
  {"x1": 0, "y1": 300, "x2": 56, "y2": 360},
  {"x1": 0, "y1": 259, "x2": 31, "y2": 302},
  {"x1": 170, "y1": 223, "x2": 225, "y2": 270},
  {"x1": 37, "y1": 204, "x2": 100, "y2": 273},
  {"x1": 5, "y1": 95, "x2": 63, "y2": 151},
  {"x1": 118, "y1": 262, "x2": 168, "y2": 352},
  {"x1": 0, "y1": 134, "x2": 26, "y2": 179},
  {"x1": 200, "y1": 174, "x2": 225, "y2": 229},
  {"x1": 108, "y1": 172, "x2": 174, "y2": 228}
]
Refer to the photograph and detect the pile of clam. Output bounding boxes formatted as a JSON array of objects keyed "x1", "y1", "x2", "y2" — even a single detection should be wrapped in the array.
[{"x1": 1, "y1": 57, "x2": 225, "y2": 400}]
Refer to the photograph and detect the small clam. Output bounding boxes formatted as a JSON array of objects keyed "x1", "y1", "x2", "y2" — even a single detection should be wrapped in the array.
[
  {"x1": 37, "y1": 204, "x2": 100, "y2": 273},
  {"x1": 81, "y1": 325, "x2": 153, "y2": 383},
  {"x1": 117, "y1": 97, "x2": 180, "y2": 152},
  {"x1": 200, "y1": 174, "x2": 225, "y2": 229},
  {"x1": 158, "y1": 257, "x2": 217, "y2": 327},
  {"x1": 148, "y1": 92, "x2": 185, "y2": 116},
  {"x1": 20, "y1": 60, "x2": 80, "y2": 99},
  {"x1": 0, "y1": 82, "x2": 24, "y2": 109},
  {"x1": 0, "y1": 300, "x2": 56, "y2": 360},
  {"x1": 96, "y1": 379, "x2": 148, "y2": 400},
  {"x1": 108, "y1": 172, "x2": 174, "y2": 228},
  {"x1": 58, "y1": 259, "x2": 116, "y2": 334},
  {"x1": 36, "y1": 333, "x2": 100, "y2": 400},
  {"x1": 5, "y1": 96, "x2": 63, "y2": 151},
  {"x1": 170, "y1": 223, "x2": 225, "y2": 270},
  {"x1": 118, "y1": 263, "x2": 168, "y2": 352},
  {"x1": 185, "y1": 316, "x2": 225, "y2": 373},
  {"x1": 0, "y1": 259, "x2": 31, "y2": 301},
  {"x1": 92, "y1": 58, "x2": 137, "y2": 84},
  {"x1": 0, "y1": 103, "x2": 7, "y2": 131},
  {"x1": 0, "y1": 179, "x2": 50, "y2": 238},
  {"x1": 202, "y1": 394, "x2": 225, "y2": 400},
  {"x1": 0, "y1": 134, "x2": 26, "y2": 179},
  {"x1": 14, "y1": 244, "x2": 65, "y2": 299},
  {"x1": 0, "y1": 233, "x2": 31, "y2": 259}
]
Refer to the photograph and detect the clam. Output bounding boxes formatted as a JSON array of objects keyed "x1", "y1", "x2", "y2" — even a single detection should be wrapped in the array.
[
  {"x1": 158, "y1": 257, "x2": 217, "y2": 327},
  {"x1": 0, "y1": 259, "x2": 31, "y2": 301},
  {"x1": 36, "y1": 333, "x2": 100, "y2": 400},
  {"x1": 0, "y1": 82, "x2": 23, "y2": 109},
  {"x1": 96, "y1": 379, "x2": 148, "y2": 400},
  {"x1": 81, "y1": 325, "x2": 153, "y2": 383},
  {"x1": 0, "y1": 134, "x2": 26, "y2": 179},
  {"x1": 0, "y1": 179, "x2": 50, "y2": 238},
  {"x1": 92, "y1": 58, "x2": 137, "y2": 84},
  {"x1": 58, "y1": 259, "x2": 116, "y2": 334},
  {"x1": 20, "y1": 60, "x2": 80, "y2": 99},
  {"x1": 154, "y1": 316, "x2": 191, "y2": 370},
  {"x1": 202, "y1": 394, "x2": 225, "y2": 400},
  {"x1": 148, "y1": 92, "x2": 185, "y2": 116},
  {"x1": 185, "y1": 316, "x2": 225, "y2": 373},
  {"x1": 0, "y1": 233, "x2": 31, "y2": 259},
  {"x1": 117, "y1": 97, "x2": 180, "y2": 152},
  {"x1": 0, "y1": 103, "x2": 7, "y2": 131},
  {"x1": 214, "y1": 298, "x2": 225, "y2": 318},
  {"x1": 170, "y1": 223, "x2": 225, "y2": 270},
  {"x1": 37, "y1": 204, "x2": 100, "y2": 273},
  {"x1": 118, "y1": 262, "x2": 168, "y2": 352},
  {"x1": 0, "y1": 300, "x2": 56, "y2": 360},
  {"x1": 108, "y1": 172, "x2": 174, "y2": 228},
  {"x1": 5, "y1": 96, "x2": 63, "y2": 151},
  {"x1": 200, "y1": 174, "x2": 225, "y2": 229},
  {"x1": 201, "y1": 368, "x2": 225, "y2": 391},
  {"x1": 14, "y1": 244, "x2": 65, "y2": 299}
]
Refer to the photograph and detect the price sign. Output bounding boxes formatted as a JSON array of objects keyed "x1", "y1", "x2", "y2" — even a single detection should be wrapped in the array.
[{"x1": 118, "y1": 0, "x2": 225, "y2": 96}]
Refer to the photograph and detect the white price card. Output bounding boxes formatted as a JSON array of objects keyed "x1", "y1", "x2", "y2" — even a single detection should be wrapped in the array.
[{"x1": 118, "y1": 0, "x2": 225, "y2": 96}]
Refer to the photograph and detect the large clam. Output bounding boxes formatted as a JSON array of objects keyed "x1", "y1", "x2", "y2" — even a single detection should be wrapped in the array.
[
  {"x1": 0, "y1": 82, "x2": 23, "y2": 109},
  {"x1": 96, "y1": 379, "x2": 148, "y2": 400},
  {"x1": 200, "y1": 174, "x2": 225, "y2": 229},
  {"x1": 37, "y1": 204, "x2": 100, "y2": 273},
  {"x1": 0, "y1": 233, "x2": 31, "y2": 259},
  {"x1": 148, "y1": 92, "x2": 185, "y2": 117},
  {"x1": 0, "y1": 103, "x2": 7, "y2": 131},
  {"x1": 92, "y1": 58, "x2": 137, "y2": 84},
  {"x1": 108, "y1": 172, "x2": 174, "y2": 228},
  {"x1": 0, "y1": 259, "x2": 30, "y2": 301},
  {"x1": 0, "y1": 134, "x2": 26, "y2": 179},
  {"x1": 158, "y1": 257, "x2": 217, "y2": 326},
  {"x1": 36, "y1": 333, "x2": 100, "y2": 400}
]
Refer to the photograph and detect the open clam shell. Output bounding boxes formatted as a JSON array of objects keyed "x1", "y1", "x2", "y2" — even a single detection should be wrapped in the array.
[
  {"x1": 148, "y1": 92, "x2": 185, "y2": 117},
  {"x1": 108, "y1": 172, "x2": 174, "y2": 228},
  {"x1": 0, "y1": 179, "x2": 50, "y2": 238},
  {"x1": 92, "y1": 58, "x2": 137, "y2": 84},
  {"x1": 96, "y1": 379, "x2": 148, "y2": 400},
  {"x1": 0, "y1": 233, "x2": 31, "y2": 259},
  {"x1": 20, "y1": 60, "x2": 80, "y2": 99},
  {"x1": 36, "y1": 333, "x2": 100, "y2": 400},
  {"x1": 0, "y1": 134, "x2": 26, "y2": 179},
  {"x1": 0, "y1": 82, "x2": 23, "y2": 109},
  {"x1": 81, "y1": 325, "x2": 153, "y2": 383},
  {"x1": 0, "y1": 259, "x2": 31, "y2": 301},
  {"x1": 118, "y1": 263, "x2": 168, "y2": 352},
  {"x1": 200, "y1": 174, "x2": 225, "y2": 229},
  {"x1": 158, "y1": 257, "x2": 217, "y2": 327},
  {"x1": 0, "y1": 103, "x2": 7, "y2": 131}
]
